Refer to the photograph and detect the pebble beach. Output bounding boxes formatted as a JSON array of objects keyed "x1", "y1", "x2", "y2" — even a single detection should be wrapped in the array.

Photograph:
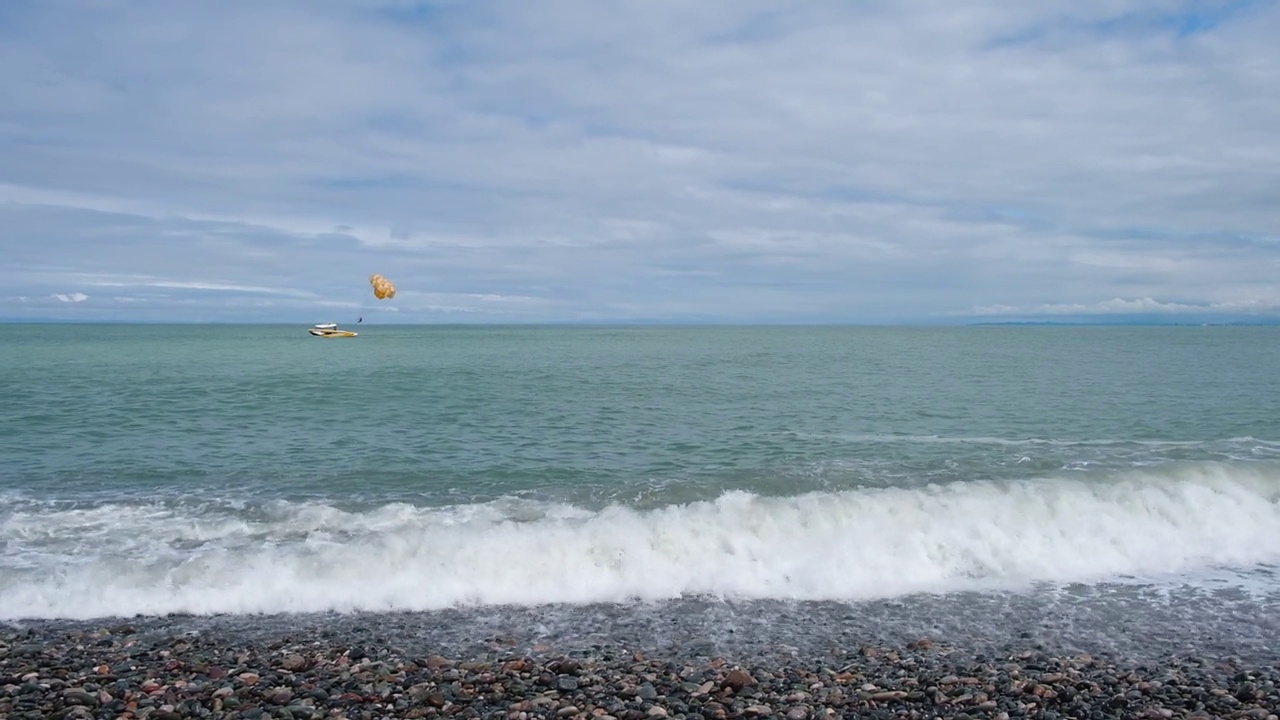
[{"x1": 5, "y1": 600, "x2": 1279, "y2": 720}]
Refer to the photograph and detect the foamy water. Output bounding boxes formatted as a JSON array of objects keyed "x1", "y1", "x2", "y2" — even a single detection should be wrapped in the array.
[
  {"x1": 3, "y1": 462, "x2": 1279, "y2": 620},
  {"x1": 5, "y1": 324, "x2": 1280, "y2": 628}
]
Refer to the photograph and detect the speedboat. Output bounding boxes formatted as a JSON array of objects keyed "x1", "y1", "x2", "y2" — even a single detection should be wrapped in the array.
[{"x1": 307, "y1": 322, "x2": 357, "y2": 338}]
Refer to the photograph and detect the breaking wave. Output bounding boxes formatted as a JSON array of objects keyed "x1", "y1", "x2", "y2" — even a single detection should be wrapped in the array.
[{"x1": 2, "y1": 462, "x2": 1279, "y2": 620}]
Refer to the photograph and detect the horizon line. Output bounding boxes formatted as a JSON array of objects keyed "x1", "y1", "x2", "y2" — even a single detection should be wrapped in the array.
[{"x1": 4, "y1": 318, "x2": 1279, "y2": 328}]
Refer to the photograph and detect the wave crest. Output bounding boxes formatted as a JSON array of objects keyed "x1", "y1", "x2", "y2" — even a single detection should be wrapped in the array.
[{"x1": 2, "y1": 462, "x2": 1279, "y2": 619}]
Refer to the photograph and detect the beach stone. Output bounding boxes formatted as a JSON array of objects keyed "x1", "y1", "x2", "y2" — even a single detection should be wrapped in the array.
[
  {"x1": 280, "y1": 654, "x2": 307, "y2": 671},
  {"x1": 724, "y1": 670, "x2": 756, "y2": 691},
  {"x1": 286, "y1": 704, "x2": 321, "y2": 719},
  {"x1": 424, "y1": 655, "x2": 453, "y2": 670},
  {"x1": 307, "y1": 687, "x2": 329, "y2": 702},
  {"x1": 267, "y1": 687, "x2": 293, "y2": 705},
  {"x1": 62, "y1": 688, "x2": 99, "y2": 707}
]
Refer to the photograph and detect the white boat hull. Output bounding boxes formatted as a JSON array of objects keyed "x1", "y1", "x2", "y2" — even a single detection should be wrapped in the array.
[{"x1": 308, "y1": 325, "x2": 357, "y2": 338}]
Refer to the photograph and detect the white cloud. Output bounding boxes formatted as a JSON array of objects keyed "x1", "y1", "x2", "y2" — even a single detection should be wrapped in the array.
[
  {"x1": 0, "y1": 1, "x2": 1278, "y2": 322},
  {"x1": 970, "y1": 297, "x2": 1280, "y2": 316},
  {"x1": 87, "y1": 278, "x2": 315, "y2": 297},
  {"x1": 52, "y1": 292, "x2": 88, "y2": 303}
]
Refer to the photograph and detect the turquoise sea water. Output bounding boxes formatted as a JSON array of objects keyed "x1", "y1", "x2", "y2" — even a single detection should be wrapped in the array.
[{"x1": 2, "y1": 323, "x2": 1280, "y2": 622}]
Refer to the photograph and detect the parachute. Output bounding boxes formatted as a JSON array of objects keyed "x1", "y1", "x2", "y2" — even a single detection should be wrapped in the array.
[{"x1": 369, "y1": 274, "x2": 396, "y2": 300}]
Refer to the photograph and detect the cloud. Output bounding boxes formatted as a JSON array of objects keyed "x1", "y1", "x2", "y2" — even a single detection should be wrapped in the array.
[
  {"x1": 86, "y1": 278, "x2": 316, "y2": 297},
  {"x1": 970, "y1": 296, "x2": 1280, "y2": 316},
  {"x1": 0, "y1": 0, "x2": 1278, "y2": 322},
  {"x1": 52, "y1": 292, "x2": 88, "y2": 303}
]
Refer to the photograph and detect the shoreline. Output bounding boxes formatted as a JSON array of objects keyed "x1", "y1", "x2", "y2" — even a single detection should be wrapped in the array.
[
  {"x1": 5, "y1": 582, "x2": 1278, "y2": 664},
  {"x1": 5, "y1": 586, "x2": 1279, "y2": 717},
  {"x1": 3, "y1": 614, "x2": 1278, "y2": 720}
]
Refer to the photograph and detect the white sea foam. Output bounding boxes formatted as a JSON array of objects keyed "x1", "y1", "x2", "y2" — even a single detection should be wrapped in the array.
[
  {"x1": 810, "y1": 432, "x2": 1280, "y2": 449},
  {"x1": 2, "y1": 462, "x2": 1279, "y2": 620}
]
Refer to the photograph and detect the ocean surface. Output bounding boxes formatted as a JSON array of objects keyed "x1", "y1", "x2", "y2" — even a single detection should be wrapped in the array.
[{"x1": 3, "y1": 324, "x2": 1280, "y2": 661}]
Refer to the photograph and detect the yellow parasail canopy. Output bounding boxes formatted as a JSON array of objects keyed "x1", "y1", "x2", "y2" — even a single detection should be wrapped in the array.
[{"x1": 368, "y1": 273, "x2": 396, "y2": 300}]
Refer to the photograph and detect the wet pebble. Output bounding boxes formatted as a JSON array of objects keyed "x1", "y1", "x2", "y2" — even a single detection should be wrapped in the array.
[{"x1": 3, "y1": 625, "x2": 1279, "y2": 720}]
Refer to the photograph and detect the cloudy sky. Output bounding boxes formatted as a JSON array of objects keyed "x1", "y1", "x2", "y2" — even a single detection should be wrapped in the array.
[{"x1": 2, "y1": 0, "x2": 1278, "y2": 324}]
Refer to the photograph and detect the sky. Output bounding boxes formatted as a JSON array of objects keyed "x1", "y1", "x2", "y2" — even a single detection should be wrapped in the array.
[{"x1": 2, "y1": 0, "x2": 1279, "y2": 324}]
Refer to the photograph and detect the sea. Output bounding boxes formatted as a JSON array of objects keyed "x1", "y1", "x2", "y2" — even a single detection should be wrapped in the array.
[{"x1": 2, "y1": 324, "x2": 1279, "y2": 663}]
